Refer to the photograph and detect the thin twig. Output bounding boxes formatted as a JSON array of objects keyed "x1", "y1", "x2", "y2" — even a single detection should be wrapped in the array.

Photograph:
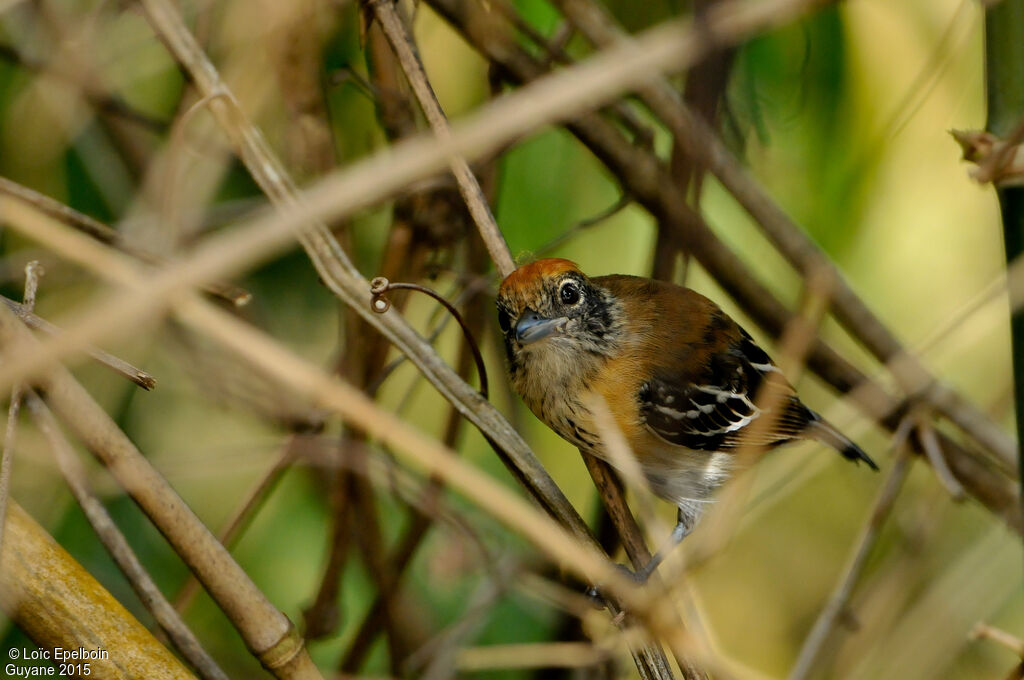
[
  {"x1": 972, "y1": 622, "x2": 1024, "y2": 657},
  {"x1": 340, "y1": 262, "x2": 489, "y2": 672},
  {"x1": 0, "y1": 301, "x2": 322, "y2": 680},
  {"x1": 580, "y1": 452, "x2": 654, "y2": 569},
  {"x1": 25, "y1": 391, "x2": 230, "y2": 680},
  {"x1": 369, "y1": 278, "x2": 489, "y2": 397},
  {"x1": 173, "y1": 437, "x2": 298, "y2": 615},
  {"x1": 0, "y1": 43, "x2": 171, "y2": 133},
  {"x1": 976, "y1": 112, "x2": 1024, "y2": 184},
  {"x1": 303, "y1": 446, "x2": 356, "y2": 641},
  {"x1": 788, "y1": 420, "x2": 916, "y2": 680},
  {"x1": 0, "y1": 176, "x2": 252, "y2": 307},
  {"x1": 366, "y1": 0, "x2": 516, "y2": 277},
  {"x1": 0, "y1": 296, "x2": 156, "y2": 390},
  {"x1": 915, "y1": 413, "x2": 966, "y2": 500},
  {"x1": 488, "y1": 4, "x2": 656, "y2": 148},
  {"x1": 0, "y1": 261, "x2": 40, "y2": 554},
  {"x1": 535, "y1": 193, "x2": 633, "y2": 257},
  {"x1": 456, "y1": 642, "x2": 610, "y2": 671},
  {"x1": 408, "y1": 559, "x2": 518, "y2": 679}
]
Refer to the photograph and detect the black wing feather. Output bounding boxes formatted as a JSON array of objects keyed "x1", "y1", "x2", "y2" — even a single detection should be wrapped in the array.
[{"x1": 639, "y1": 336, "x2": 815, "y2": 451}]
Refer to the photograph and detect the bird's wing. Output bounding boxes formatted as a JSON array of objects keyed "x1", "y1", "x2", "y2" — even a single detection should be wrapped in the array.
[{"x1": 638, "y1": 331, "x2": 813, "y2": 452}]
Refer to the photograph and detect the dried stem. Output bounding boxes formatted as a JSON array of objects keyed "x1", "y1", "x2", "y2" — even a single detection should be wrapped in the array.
[
  {"x1": 410, "y1": 559, "x2": 517, "y2": 679},
  {"x1": 366, "y1": 0, "x2": 516, "y2": 277},
  {"x1": 976, "y1": 113, "x2": 1024, "y2": 184},
  {"x1": 25, "y1": 391, "x2": 230, "y2": 680},
  {"x1": 340, "y1": 265, "x2": 489, "y2": 672},
  {"x1": 0, "y1": 301, "x2": 321, "y2": 679},
  {"x1": 370, "y1": 278, "x2": 489, "y2": 397},
  {"x1": 302, "y1": 448, "x2": 355, "y2": 641},
  {"x1": 0, "y1": 261, "x2": 41, "y2": 557},
  {"x1": 0, "y1": 177, "x2": 251, "y2": 307},
  {"x1": 0, "y1": 296, "x2": 156, "y2": 390},
  {"x1": 581, "y1": 452, "x2": 653, "y2": 569},
  {"x1": 456, "y1": 641, "x2": 610, "y2": 672},
  {"x1": 788, "y1": 422, "x2": 916, "y2": 680},
  {"x1": 915, "y1": 413, "x2": 967, "y2": 500},
  {"x1": 972, "y1": 622, "x2": 1024, "y2": 657},
  {"x1": 173, "y1": 437, "x2": 297, "y2": 615}
]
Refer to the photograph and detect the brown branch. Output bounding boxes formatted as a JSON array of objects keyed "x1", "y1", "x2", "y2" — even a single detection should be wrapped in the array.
[
  {"x1": 788, "y1": 423, "x2": 915, "y2": 680},
  {"x1": 25, "y1": 391, "x2": 230, "y2": 680},
  {"x1": 0, "y1": 177, "x2": 251, "y2": 307},
  {"x1": 0, "y1": 296, "x2": 156, "y2": 390},
  {"x1": 972, "y1": 622, "x2": 1024, "y2": 658},
  {"x1": 350, "y1": 456, "x2": 415, "y2": 673},
  {"x1": 0, "y1": 302, "x2": 321, "y2": 680},
  {"x1": 581, "y1": 453, "x2": 653, "y2": 569},
  {"x1": 339, "y1": 264, "x2": 489, "y2": 672},
  {"x1": 302, "y1": 452, "x2": 354, "y2": 641},
  {"x1": 457, "y1": 642, "x2": 610, "y2": 672},
  {"x1": 0, "y1": 261, "x2": 40, "y2": 558},
  {"x1": 173, "y1": 437, "x2": 297, "y2": 615},
  {"x1": 365, "y1": 0, "x2": 516, "y2": 277},
  {"x1": 579, "y1": 454, "x2": 709, "y2": 680},
  {"x1": 0, "y1": 42, "x2": 170, "y2": 134},
  {"x1": 408, "y1": 559, "x2": 517, "y2": 679}
]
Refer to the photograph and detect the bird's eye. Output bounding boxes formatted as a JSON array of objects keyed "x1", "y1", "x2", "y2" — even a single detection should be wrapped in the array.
[
  {"x1": 559, "y1": 280, "x2": 581, "y2": 306},
  {"x1": 497, "y1": 308, "x2": 512, "y2": 333}
]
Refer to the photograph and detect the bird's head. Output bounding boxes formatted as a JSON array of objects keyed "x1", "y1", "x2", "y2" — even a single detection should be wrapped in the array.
[{"x1": 496, "y1": 259, "x2": 621, "y2": 374}]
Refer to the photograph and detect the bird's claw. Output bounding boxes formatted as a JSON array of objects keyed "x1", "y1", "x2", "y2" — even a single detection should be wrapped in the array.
[{"x1": 586, "y1": 563, "x2": 645, "y2": 609}]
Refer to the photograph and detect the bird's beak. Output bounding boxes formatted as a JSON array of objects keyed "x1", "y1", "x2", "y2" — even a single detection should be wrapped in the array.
[{"x1": 514, "y1": 308, "x2": 563, "y2": 345}]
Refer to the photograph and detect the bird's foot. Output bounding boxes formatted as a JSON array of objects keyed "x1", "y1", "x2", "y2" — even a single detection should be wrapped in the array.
[{"x1": 585, "y1": 563, "x2": 647, "y2": 609}]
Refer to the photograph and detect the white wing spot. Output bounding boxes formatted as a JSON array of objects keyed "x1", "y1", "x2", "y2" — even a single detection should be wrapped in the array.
[{"x1": 653, "y1": 404, "x2": 687, "y2": 420}]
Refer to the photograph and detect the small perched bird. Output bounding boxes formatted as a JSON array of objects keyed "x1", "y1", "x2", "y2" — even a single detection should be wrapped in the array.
[{"x1": 497, "y1": 258, "x2": 876, "y2": 574}]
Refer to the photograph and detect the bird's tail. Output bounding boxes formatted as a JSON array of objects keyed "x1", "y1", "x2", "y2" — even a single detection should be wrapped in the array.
[{"x1": 806, "y1": 411, "x2": 879, "y2": 471}]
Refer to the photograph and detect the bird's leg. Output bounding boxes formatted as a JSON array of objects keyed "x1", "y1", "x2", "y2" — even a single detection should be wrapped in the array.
[
  {"x1": 586, "y1": 508, "x2": 695, "y2": 606},
  {"x1": 634, "y1": 507, "x2": 694, "y2": 582}
]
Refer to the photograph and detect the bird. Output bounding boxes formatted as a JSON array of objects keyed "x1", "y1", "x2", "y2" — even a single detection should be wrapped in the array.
[{"x1": 496, "y1": 258, "x2": 877, "y2": 577}]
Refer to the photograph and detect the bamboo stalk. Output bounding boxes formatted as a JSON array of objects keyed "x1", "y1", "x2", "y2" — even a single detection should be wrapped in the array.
[{"x1": 0, "y1": 500, "x2": 196, "y2": 680}]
